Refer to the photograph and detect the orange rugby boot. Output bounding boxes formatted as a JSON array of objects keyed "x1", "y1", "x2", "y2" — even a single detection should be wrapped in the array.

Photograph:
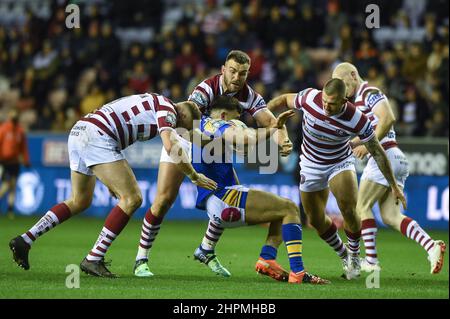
[
  {"x1": 255, "y1": 257, "x2": 289, "y2": 282},
  {"x1": 288, "y1": 271, "x2": 330, "y2": 284}
]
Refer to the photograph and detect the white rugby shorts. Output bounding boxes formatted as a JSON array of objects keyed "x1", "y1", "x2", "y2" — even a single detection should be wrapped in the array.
[
  {"x1": 68, "y1": 120, "x2": 124, "y2": 175},
  {"x1": 206, "y1": 185, "x2": 249, "y2": 228},
  {"x1": 361, "y1": 147, "x2": 409, "y2": 188},
  {"x1": 299, "y1": 155, "x2": 356, "y2": 192}
]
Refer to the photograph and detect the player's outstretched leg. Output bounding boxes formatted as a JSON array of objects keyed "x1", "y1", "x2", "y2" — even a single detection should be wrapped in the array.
[
  {"x1": 301, "y1": 188, "x2": 352, "y2": 279},
  {"x1": 10, "y1": 203, "x2": 72, "y2": 270},
  {"x1": 255, "y1": 220, "x2": 289, "y2": 282},
  {"x1": 356, "y1": 179, "x2": 389, "y2": 272},
  {"x1": 81, "y1": 160, "x2": 142, "y2": 278},
  {"x1": 194, "y1": 245, "x2": 231, "y2": 278},
  {"x1": 377, "y1": 186, "x2": 447, "y2": 274},
  {"x1": 245, "y1": 189, "x2": 329, "y2": 284},
  {"x1": 360, "y1": 219, "x2": 382, "y2": 272},
  {"x1": 134, "y1": 162, "x2": 185, "y2": 277},
  {"x1": 193, "y1": 220, "x2": 231, "y2": 277},
  {"x1": 329, "y1": 170, "x2": 362, "y2": 280},
  {"x1": 134, "y1": 208, "x2": 162, "y2": 277},
  {"x1": 10, "y1": 171, "x2": 95, "y2": 270},
  {"x1": 397, "y1": 216, "x2": 446, "y2": 274}
]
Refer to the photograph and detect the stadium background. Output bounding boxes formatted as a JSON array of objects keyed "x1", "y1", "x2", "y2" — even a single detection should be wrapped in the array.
[{"x1": 0, "y1": 0, "x2": 448, "y2": 229}]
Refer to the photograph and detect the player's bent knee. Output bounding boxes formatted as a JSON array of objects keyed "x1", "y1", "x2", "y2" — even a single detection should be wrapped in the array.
[
  {"x1": 70, "y1": 196, "x2": 93, "y2": 213},
  {"x1": 285, "y1": 200, "x2": 300, "y2": 214},
  {"x1": 283, "y1": 200, "x2": 300, "y2": 220},
  {"x1": 121, "y1": 193, "x2": 143, "y2": 212}
]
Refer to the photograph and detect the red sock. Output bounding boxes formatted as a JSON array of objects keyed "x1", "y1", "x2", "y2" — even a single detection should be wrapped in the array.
[
  {"x1": 361, "y1": 219, "x2": 378, "y2": 264},
  {"x1": 135, "y1": 209, "x2": 164, "y2": 261},
  {"x1": 87, "y1": 206, "x2": 130, "y2": 261},
  {"x1": 400, "y1": 217, "x2": 435, "y2": 253},
  {"x1": 22, "y1": 203, "x2": 72, "y2": 246},
  {"x1": 345, "y1": 229, "x2": 361, "y2": 256},
  {"x1": 320, "y1": 222, "x2": 347, "y2": 258}
]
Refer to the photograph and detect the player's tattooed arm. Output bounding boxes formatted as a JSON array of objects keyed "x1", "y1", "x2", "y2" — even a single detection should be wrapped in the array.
[{"x1": 363, "y1": 135, "x2": 407, "y2": 209}]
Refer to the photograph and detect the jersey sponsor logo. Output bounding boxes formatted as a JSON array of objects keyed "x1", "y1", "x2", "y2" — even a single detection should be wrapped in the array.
[
  {"x1": 367, "y1": 92, "x2": 385, "y2": 108},
  {"x1": 305, "y1": 114, "x2": 316, "y2": 126},
  {"x1": 191, "y1": 91, "x2": 208, "y2": 107},
  {"x1": 304, "y1": 125, "x2": 335, "y2": 142},
  {"x1": 212, "y1": 119, "x2": 228, "y2": 128},
  {"x1": 165, "y1": 112, "x2": 177, "y2": 128},
  {"x1": 336, "y1": 129, "x2": 348, "y2": 137}
]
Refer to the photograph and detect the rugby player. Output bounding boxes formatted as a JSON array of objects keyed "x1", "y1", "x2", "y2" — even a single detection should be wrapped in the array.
[
  {"x1": 134, "y1": 50, "x2": 293, "y2": 279},
  {"x1": 190, "y1": 95, "x2": 329, "y2": 284},
  {"x1": 9, "y1": 93, "x2": 216, "y2": 277},
  {"x1": 267, "y1": 78, "x2": 406, "y2": 279},
  {"x1": 332, "y1": 62, "x2": 446, "y2": 274}
]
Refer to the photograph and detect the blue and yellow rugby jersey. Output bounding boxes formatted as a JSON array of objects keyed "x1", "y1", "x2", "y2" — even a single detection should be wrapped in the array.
[{"x1": 193, "y1": 115, "x2": 239, "y2": 209}]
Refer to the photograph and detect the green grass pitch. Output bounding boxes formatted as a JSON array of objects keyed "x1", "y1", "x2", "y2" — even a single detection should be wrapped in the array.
[{"x1": 0, "y1": 215, "x2": 448, "y2": 299}]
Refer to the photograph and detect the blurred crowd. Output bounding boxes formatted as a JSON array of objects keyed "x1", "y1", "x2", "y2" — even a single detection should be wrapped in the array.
[{"x1": 0, "y1": 0, "x2": 448, "y2": 138}]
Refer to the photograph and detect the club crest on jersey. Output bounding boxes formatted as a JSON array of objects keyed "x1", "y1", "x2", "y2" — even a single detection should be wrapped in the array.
[
  {"x1": 191, "y1": 91, "x2": 208, "y2": 107},
  {"x1": 165, "y1": 112, "x2": 177, "y2": 128}
]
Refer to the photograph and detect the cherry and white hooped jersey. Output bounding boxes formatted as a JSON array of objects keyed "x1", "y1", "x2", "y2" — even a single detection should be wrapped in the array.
[
  {"x1": 188, "y1": 74, "x2": 266, "y2": 117},
  {"x1": 295, "y1": 88, "x2": 375, "y2": 165},
  {"x1": 352, "y1": 81, "x2": 397, "y2": 150},
  {"x1": 81, "y1": 93, "x2": 177, "y2": 150}
]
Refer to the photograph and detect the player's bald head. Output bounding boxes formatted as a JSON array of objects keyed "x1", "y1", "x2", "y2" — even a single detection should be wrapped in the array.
[
  {"x1": 332, "y1": 62, "x2": 358, "y2": 78},
  {"x1": 331, "y1": 62, "x2": 361, "y2": 98}
]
